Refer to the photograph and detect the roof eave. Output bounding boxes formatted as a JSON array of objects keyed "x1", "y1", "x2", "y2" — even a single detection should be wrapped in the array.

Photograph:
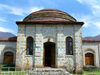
[
  {"x1": 82, "y1": 41, "x2": 100, "y2": 43},
  {"x1": 0, "y1": 40, "x2": 17, "y2": 42},
  {"x1": 16, "y1": 21, "x2": 84, "y2": 25}
]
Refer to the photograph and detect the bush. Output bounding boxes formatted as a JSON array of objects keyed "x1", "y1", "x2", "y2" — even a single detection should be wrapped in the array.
[
  {"x1": 0, "y1": 64, "x2": 15, "y2": 67},
  {"x1": 83, "y1": 65, "x2": 97, "y2": 71},
  {"x1": 0, "y1": 65, "x2": 2, "y2": 70},
  {"x1": 1, "y1": 64, "x2": 15, "y2": 71}
]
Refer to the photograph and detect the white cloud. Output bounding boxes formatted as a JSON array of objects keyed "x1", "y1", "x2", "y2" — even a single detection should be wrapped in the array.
[
  {"x1": 92, "y1": 5, "x2": 100, "y2": 9},
  {"x1": 76, "y1": 0, "x2": 100, "y2": 16},
  {"x1": 76, "y1": 15, "x2": 92, "y2": 27},
  {"x1": 0, "y1": 4, "x2": 25, "y2": 16},
  {"x1": 76, "y1": 15, "x2": 100, "y2": 29},
  {"x1": 0, "y1": 18, "x2": 6, "y2": 22},
  {"x1": 0, "y1": 4, "x2": 43, "y2": 16},
  {"x1": 93, "y1": 22, "x2": 100, "y2": 29},
  {"x1": 76, "y1": 0, "x2": 100, "y2": 29},
  {"x1": 29, "y1": 7, "x2": 43, "y2": 13},
  {"x1": 76, "y1": 14, "x2": 100, "y2": 28},
  {"x1": 76, "y1": 0, "x2": 83, "y2": 3},
  {"x1": 0, "y1": 27, "x2": 13, "y2": 33}
]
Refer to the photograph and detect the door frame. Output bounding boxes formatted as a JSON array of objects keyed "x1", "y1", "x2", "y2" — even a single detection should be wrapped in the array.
[
  {"x1": 43, "y1": 42, "x2": 56, "y2": 67},
  {"x1": 3, "y1": 51, "x2": 14, "y2": 64},
  {"x1": 85, "y1": 53, "x2": 94, "y2": 66}
]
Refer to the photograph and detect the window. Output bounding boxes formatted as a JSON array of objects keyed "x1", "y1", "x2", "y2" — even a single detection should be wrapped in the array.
[
  {"x1": 26, "y1": 37, "x2": 33, "y2": 55},
  {"x1": 66, "y1": 37, "x2": 73, "y2": 55}
]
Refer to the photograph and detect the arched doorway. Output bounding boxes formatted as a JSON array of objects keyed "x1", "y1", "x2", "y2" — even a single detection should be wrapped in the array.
[
  {"x1": 44, "y1": 42, "x2": 55, "y2": 67},
  {"x1": 3, "y1": 51, "x2": 14, "y2": 64},
  {"x1": 85, "y1": 53, "x2": 94, "y2": 65}
]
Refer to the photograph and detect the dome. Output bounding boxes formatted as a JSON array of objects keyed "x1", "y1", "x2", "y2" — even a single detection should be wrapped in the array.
[{"x1": 23, "y1": 9, "x2": 76, "y2": 22}]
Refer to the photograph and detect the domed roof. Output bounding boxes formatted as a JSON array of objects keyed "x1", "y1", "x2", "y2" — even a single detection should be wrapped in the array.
[{"x1": 23, "y1": 9, "x2": 76, "y2": 22}]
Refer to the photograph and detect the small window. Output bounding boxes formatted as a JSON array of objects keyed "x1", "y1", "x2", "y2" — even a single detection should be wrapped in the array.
[
  {"x1": 26, "y1": 37, "x2": 33, "y2": 55},
  {"x1": 66, "y1": 37, "x2": 73, "y2": 55}
]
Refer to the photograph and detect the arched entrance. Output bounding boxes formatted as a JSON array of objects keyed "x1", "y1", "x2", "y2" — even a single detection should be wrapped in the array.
[
  {"x1": 3, "y1": 51, "x2": 14, "y2": 64},
  {"x1": 85, "y1": 53, "x2": 94, "y2": 65},
  {"x1": 44, "y1": 42, "x2": 55, "y2": 67}
]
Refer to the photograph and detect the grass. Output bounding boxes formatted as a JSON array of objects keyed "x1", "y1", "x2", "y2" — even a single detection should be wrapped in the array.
[
  {"x1": 83, "y1": 70, "x2": 100, "y2": 75},
  {"x1": 0, "y1": 71, "x2": 28, "y2": 75},
  {"x1": 1, "y1": 71, "x2": 100, "y2": 75},
  {"x1": 1, "y1": 69, "x2": 100, "y2": 75},
  {"x1": 73, "y1": 70, "x2": 100, "y2": 75}
]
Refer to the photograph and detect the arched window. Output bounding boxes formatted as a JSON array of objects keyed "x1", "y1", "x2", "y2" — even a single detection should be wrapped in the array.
[
  {"x1": 26, "y1": 37, "x2": 33, "y2": 55},
  {"x1": 66, "y1": 37, "x2": 73, "y2": 55}
]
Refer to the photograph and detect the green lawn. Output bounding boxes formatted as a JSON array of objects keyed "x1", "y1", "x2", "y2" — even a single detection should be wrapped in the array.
[
  {"x1": 83, "y1": 70, "x2": 100, "y2": 75},
  {"x1": 0, "y1": 71, "x2": 28, "y2": 75},
  {"x1": 1, "y1": 70, "x2": 100, "y2": 75},
  {"x1": 74, "y1": 70, "x2": 100, "y2": 75}
]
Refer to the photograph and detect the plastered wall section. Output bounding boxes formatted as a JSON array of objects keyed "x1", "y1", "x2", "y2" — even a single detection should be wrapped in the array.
[
  {"x1": 82, "y1": 42, "x2": 100, "y2": 67},
  {"x1": 0, "y1": 42, "x2": 16, "y2": 64}
]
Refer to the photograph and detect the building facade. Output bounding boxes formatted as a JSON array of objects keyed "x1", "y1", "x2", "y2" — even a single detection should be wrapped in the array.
[{"x1": 0, "y1": 9, "x2": 100, "y2": 73}]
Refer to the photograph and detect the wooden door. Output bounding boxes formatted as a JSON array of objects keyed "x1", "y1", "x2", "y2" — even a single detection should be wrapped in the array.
[
  {"x1": 4, "y1": 56, "x2": 13, "y2": 64},
  {"x1": 3, "y1": 52, "x2": 14, "y2": 64},
  {"x1": 51, "y1": 46, "x2": 55, "y2": 67},
  {"x1": 44, "y1": 42, "x2": 55, "y2": 67},
  {"x1": 85, "y1": 53, "x2": 94, "y2": 65}
]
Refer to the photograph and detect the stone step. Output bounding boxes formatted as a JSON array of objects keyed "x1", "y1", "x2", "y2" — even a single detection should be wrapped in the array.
[{"x1": 28, "y1": 68, "x2": 71, "y2": 75}]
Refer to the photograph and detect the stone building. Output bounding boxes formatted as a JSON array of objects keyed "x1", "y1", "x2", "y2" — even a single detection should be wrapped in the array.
[{"x1": 0, "y1": 9, "x2": 100, "y2": 73}]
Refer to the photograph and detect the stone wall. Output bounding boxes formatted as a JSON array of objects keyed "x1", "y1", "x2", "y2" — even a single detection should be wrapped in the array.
[
  {"x1": 16, "y1": 25, "x2": 27, "y2": 68},
  {"x1": 74, "y1": 25, "x2": 83, "y2": 73},
  {"x1": 16, "y1": 24, "x2": 83, "y2": 73},
  {"x1": 64, "y1": 25, "x2": 83, "y2": 73}
]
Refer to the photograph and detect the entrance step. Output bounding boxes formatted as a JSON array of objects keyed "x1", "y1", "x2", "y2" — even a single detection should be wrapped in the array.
[{"x1": 28, "y1": 68, "x2": 71, "y2": 75}]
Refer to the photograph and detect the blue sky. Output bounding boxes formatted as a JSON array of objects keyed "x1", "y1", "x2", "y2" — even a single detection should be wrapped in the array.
[{"x1": 0, "y1": 0, "x2": 100, "y2": 37}]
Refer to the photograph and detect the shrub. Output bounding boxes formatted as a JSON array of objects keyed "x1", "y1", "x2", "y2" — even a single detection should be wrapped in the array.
[
  {"x1": 1, "y1": 64, "x2": 15, "y2": 71},
  {"x1": 64, "y1": 59, "x2": 75, "y2": 73},
  {"x1": 83, "y1": 65, "x2": 97, "y2": 71},
  {"x1": 3, "y1": 64, "x2": 15, "y2": 67}
]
